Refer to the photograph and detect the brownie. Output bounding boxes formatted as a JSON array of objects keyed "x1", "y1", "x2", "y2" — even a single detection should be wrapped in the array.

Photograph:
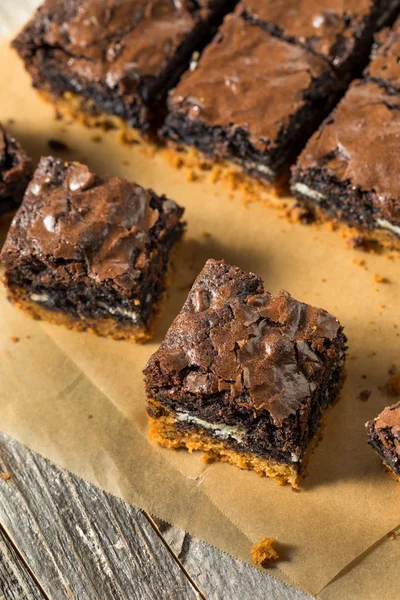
[
  {"x1": 144, "y1": 259, "x2": 347, "y2": 487},
  {"x1": 365, "y1": 19, "x2": 400, "y2": 92},
  {"x1": 0, "y1": 124, "x2": 32, "y2": 216},
  {"x1": 12, "y1": 0, "x2": 235, "y2": 133},
  {"x1": 240, "y1": 0, "x2": 400, "y2": 75},
  {"x1": 0, "y1": 156, "x2": 184, "y2": 342},
  {"x1": 162, "y1": 10, "x2": 341, "y2": 184},
  {"x1": 366, "y1": 402, "x2": 400, "y2": 480},
  {"x1": 291, "y1": 75, "x2": 400, "y2": 245}
]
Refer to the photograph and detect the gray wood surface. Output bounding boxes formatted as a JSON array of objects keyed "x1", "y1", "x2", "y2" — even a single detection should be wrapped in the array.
[
  {"x1": 0, "y1": 3, "x2": 309, "y2": 599},
  {"x1": 0, "y1": 433, "x2": 310, "y2": 600}
]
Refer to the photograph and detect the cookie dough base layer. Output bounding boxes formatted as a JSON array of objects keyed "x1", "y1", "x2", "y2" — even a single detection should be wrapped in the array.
[
  {"x1": 6, "y1": 286, "x2": 153, "y2": 343},
  {"x1": 148, "y1": 404, "x2": 328, "y2": 487},
  {"x1": 38, "y1": 90, "x2": 147, "y2": 144}
]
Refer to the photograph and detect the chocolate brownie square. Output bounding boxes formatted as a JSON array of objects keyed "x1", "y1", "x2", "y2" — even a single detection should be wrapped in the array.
[
  {"x1": 366, "y1": 402, "x2": 400, "y2": 481},
  {"x1": 240, "y1": 0, "x2": 400, "y2": 75},
  {"x1": 144, "y1": 259, "x2": 346, "y2": 487},
  {"x1": 12, "y1": 0, "x2": 234, "y2": 134},
  {"x1": 365, "y1": 18, "x2": 400, "y2": 92},
  {"x1": 291, "y1": 76, "x2": 400, "y2": 250},
  {"x1": 0, "y1": 156, "x2": 184, "y2": 342},
  {"x1": 162, "y1": 10, "x2": 341, "y2": 186},
  {"x1": 0, "y1": 124, "x2": 32, "y2": 216}
]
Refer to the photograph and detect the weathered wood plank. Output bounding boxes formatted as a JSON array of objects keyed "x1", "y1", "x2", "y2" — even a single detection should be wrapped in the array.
[
  {"x1": 156, "y1": 520, "x2": 311, "y2": 600},
  {"x1": 0, "y1": 433, "x2": 201, "y2": 600},
  {"x1": 0, "y1": 526, "x2": 45, "y2": 600}
]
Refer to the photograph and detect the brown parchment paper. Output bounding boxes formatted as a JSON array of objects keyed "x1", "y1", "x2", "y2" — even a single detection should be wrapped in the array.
[{"x1": 1, "y1": 40, "x2": 400, "y2": 597}]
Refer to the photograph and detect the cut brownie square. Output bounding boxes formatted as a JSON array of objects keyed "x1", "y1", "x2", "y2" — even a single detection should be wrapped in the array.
[
  {"x1": 291, "y1": 78, "x2": 400, "y2": 250},
  {"x1": 162, "y1": 10, "x2": 341, "y2": 186},
  {"x1": 240, "y1": 0, "x2": 400, "y2": 75},
  {"x1": 0, "y1": 156, "x2": 184, "y2": 342},
  {"x1": 366, "y1": 402, "x2": 400, "y2": 481},
  {"x1": 12, "y1": 0, "x2": 234, "y2": 134},
  {"x1": 0, "y1": 124, "x2": 32, "y2": 216},
  {"x1": 365, "y1": 18, "x2": 400, "y2": 92},
  {"x1": 144, "y1": 259, "x2": 346, "y2": 487}
]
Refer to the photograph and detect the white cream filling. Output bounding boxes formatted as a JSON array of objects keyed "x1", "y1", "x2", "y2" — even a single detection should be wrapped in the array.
[
  {"x1": 292, "y1": 182, "x2": 326, "y2": 201},
  {"x1": 244, "y1": 161, "x2": 274, "y2": 177},
  {"x1": 30, "y1": 293, "x2": 50, "y2": 303},
  {"x1": 376, "y1": 218, "x2": 400, "y2": 237},
  {"x1": 175, "y1": 412, "x2": 246, "y2": 443},
  {"x1": 96, "y1": 301, "x2": 140, "y2": 323}
]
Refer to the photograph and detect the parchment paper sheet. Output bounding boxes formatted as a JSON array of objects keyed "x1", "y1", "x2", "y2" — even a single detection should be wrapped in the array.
[{"x1": 1, "y1": 41, "x2": 400, "y2": 597}]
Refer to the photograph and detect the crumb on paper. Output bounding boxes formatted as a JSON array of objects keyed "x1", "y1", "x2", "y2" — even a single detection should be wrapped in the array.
[
  {"x1": 347, "y1": 236, "x2": 381, "y2": 253},
  {"x1": 251, "y1": 538, "x2": 279, "y2": 567},
  {"x1": 367, "y1": 351, "x2": 376, "y2": 358},
  {"x1": 201, "y1": 231, "x2": 211, "y2": 238},
  {"x1": 374, "y1": 274, "x2": 389, "y2": 284},
  {"x1": 388, "y1": 364, "x2": 398, "y2": 376},
  {"x1": 88, "y1": 414, "x2": 93, "y2": 420},
  {"x1": 358, "y1": 390, "x2": 371, "y2": 402},
  {"x1": 9, "y1": 336, "x2": 19, "y2": 343},
  {"x1": 48, "y1": 138, "x2": 69, "y2": 152},
  {"x1": 91, "y1": 134, "x2": 102, "y2": 143},
  {"x1": 352, "y1": 258, "x2": 366, "y2": 267},
  {"x1": 385, "y1": 373, "x2": 400, "y2": 397},
  {"x1": 201, "y1": 452, "x2": 216, "y2": 464},
  {"x1": 388, "y1": 530, "x2": 400, "y2": 541},
  {"x1": 1, "y1": 472, "x2": 11, "y2": 481}
]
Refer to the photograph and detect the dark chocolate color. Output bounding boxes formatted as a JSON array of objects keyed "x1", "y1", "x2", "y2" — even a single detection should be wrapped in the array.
[
  {"x1": 13, "y1": 0, "x2": 234, "y2": 131},
  {"x1": 144, "y1": 259, "x2": 346, "y2": 466},
  {"x1": 0, "y1": 124, "x2": 32, "y2": 216},
  {"x1": 366, "y1": 402, "x2": 400, "y2": 477},
  {"x1": 1, "y1": 156, "x2": 184, "y2": 327},
  {"x1": 163, "y1": 12, "x2": 340, "y2": 182},
  {"x1": 365, "y1": 18, "x2": 400, "y2": 92},
  {"x1": 292, "y1": 80, "x2": 400, "y2": 232},
  {"x1": 240, "y1": 0, "x2": 400, "y2": 72}
]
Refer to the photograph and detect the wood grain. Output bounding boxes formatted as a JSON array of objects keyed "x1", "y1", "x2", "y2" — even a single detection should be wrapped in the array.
[
  {"x1": 0, "y1": 526, "x2": 45, "y2": 600},
  {"x1": 0, "y1": 434, "x2": 201, "y2": 600}
]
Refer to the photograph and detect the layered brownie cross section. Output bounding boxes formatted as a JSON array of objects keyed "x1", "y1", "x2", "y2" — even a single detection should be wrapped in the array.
[
  {"x1": 144, "y1": 259, "x2": 346, "y2": 486},
  {"x1": 291, "y1": 19, "x2": 400, "y2": 250},
  {"x1": 162, "y1": 1, "x2": 398, "y2": 186},
  {"x1": 12, "y1": 0, "x2": 235, "y2": 134},
  {"x1": 0, "y1": 156, "x2": 184, "y2": 342},
  {"x1": 0, "y1": 124, "x2": 32, "y2": 216},
  {"x1": 366, "y1": 402, "x2": 400, "y2": 481}
]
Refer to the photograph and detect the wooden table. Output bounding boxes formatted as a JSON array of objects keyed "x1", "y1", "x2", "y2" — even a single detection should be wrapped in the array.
[{"x1": 0, "y1": 3, "x2": 310, "y2": 598}]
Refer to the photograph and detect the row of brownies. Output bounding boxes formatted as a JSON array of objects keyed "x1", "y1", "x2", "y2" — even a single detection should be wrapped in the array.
[
  {"x1": 0, "y1": 142, "x2": 397, "y2": 487},
  {"x1": 11, "y1": 0, "x2": 400, "y2": 250}
]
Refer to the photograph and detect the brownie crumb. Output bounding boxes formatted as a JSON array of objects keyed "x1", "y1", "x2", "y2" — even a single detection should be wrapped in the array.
[
  {"x1": 1, "y1": 472, "x2": 11, "y2": 481},
  {"x1": 48, "y1": 139, "x2": 69, "y2": 151},
  {"x1": 347, "y1": 237, "x2": 382, "y2": 253},
  {"x1": 251, "y1": 538, "x2": 279, "y2": 567},
  {"x1": 388, "y1": 530, "x2": 400, "y2": 541},
  {"x1": 91, "y1": 135, "x2": 102, "y2": 143},
  {"x1": 386, "y1": 374, "x2": 400, "y2": 397},
  {"x1": 9, "y1": 336, "x2": 19, "y2": 343},
  {"x1": 88, "y1": 414, "x2": 93, "y2": 420},
  {"x1": 358, "y1": 390, "x2": 371, "y2": 402},
  {"x1": 374, "y1": 274, "x2": 389, "y2": 284}
]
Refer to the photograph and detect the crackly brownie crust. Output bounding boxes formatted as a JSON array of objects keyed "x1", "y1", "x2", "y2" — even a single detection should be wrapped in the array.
[
  {"x1": 0, "y1": 156, "x2": 184, "y2": 340},
  {"x1": 366, "y1": 402, "x2": 400, "y2": 480},
  {"x1": 162, "y1": 11, "x2": 341, "y2": 184},
  {"x1": 13, "y1": 0, "x2": 235, "y2": 132},
  {"x1": 0, "y1": 124, "x2": 32, "y2": 216},
  {"x1": 291, "y1": 80, "x2": 400, "y2": 243},
  {"x1": 365, "y1": 19, "x2": 400, "y2": 92},
  {"x1": 144, "y1": 259, "x2": 346, "y2": 484},
  {"x1": 240, "y1": 0, "x2": 400, "y2": 74}
]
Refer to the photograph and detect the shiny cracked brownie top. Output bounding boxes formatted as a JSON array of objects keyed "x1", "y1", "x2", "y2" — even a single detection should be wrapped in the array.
[
  {"x1": 13, "y1": 0, "x2": 215, "y2": 100},
  {"x1": 144, "y1": 259, "x2": 344, "y2": 424},
  {"x1": 168, "y1": 14, "x2": 333, "y2": 152},
  {"x1": 366, "y1": 18, "x2": 400, "y2": 92},
  {"x1": 240, "y1": 0, "x2": 381, "y2": 68},
  {"x1": 1, "y1": 156, "x2": 184, "y2": 295},
  {"x1": 297, "y1": 81, "x2": 400, "y2": 220}
]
